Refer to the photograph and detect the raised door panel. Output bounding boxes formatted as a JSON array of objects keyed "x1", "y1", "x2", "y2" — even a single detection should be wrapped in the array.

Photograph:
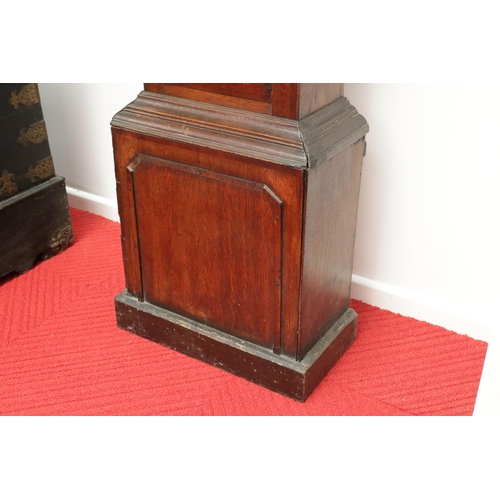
[{"x1": 130, "y1": 154, "x2": 283, "y2": 351}]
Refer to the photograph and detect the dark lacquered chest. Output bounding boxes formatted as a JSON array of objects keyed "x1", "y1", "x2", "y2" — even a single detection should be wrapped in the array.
[{"x1": 0, "y1": 83, "x2": 73, "y2": 278}]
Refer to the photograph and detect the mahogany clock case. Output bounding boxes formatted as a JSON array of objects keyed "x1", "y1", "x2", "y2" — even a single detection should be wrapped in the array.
[{"x1": 112, "y1": 84, "x2": 368, "y2": 401}]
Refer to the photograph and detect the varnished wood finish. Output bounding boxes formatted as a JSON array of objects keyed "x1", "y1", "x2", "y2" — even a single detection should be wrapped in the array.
[
  {"x1": 299, "y1": 83, "x2": 344, "y2": 118},
  {"x1": 296, "y1": 96, "x2": 367, "y2": 358},
  {"x1": 112, "y1": 132, "x2": 143, "y2": 299},
  {"x1": 131, "y1": 154, "x2": 283, "y2": 351},
  {"x1": 271, "y1": 84, "x2": 300, "y2": 119},
  {"x1": 299, "y1": 140, "x2": 365, "y2": 358},
  {"x1": 163, "y1": 84, "x2": 272, "y2": 102},
  {"x1": 145, "y1": 84, "x2": 273, "y2": 115},
  {"x1": 113, "y1": 128, "x2": 305, "y2": 357},
  {"x1": 112, "y1": 84, "x2": 368, "y2": 400},
  {"x1": 144, "y1": 83, "x2": 344, "y2": 120},
  {"x1": 113, "y1": 92, "x2": 307, "y2": 168}
]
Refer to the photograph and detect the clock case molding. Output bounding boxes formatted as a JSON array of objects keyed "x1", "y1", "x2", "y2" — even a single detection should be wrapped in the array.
[{"x1": 111, "y1": 84, "x2": 368, "y2": 401}]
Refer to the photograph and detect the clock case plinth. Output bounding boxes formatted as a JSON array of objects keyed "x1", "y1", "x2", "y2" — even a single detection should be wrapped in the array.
[{"x1": 112, "y1": 84, "x2": 368, "y2": 402}]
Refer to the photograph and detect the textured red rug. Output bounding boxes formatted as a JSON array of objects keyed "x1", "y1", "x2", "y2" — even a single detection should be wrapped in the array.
[{"x1": 0, "y1": 208, "x2": 488, "y2": 415}]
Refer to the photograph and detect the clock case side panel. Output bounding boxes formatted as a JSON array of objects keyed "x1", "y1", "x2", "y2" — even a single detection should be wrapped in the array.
[{"x1": 297, "y1": 97, "x2": 368, "y2": 359}]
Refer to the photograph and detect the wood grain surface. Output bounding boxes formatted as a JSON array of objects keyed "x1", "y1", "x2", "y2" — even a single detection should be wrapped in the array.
[{"x1": 131, "y1": 154, "x2": 283, "y2": 351}]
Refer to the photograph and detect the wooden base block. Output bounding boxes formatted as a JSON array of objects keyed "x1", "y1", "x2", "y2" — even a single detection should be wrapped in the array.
[
  {"x1": 115, "y1": 291, "x2": 357, "y2": 402},
  {"x1": 0, "y1": 176, "x2": 73, "y2": 278}
]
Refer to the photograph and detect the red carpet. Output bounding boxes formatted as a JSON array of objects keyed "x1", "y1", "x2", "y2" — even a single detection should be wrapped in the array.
[{"x1": 0, "y1": 208, "x2": 488, "y2": 415}]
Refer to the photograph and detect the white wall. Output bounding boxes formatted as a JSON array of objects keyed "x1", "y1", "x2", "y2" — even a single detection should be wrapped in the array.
[
  {"x1": 38, "y1": 84, "x2": 499, "y2": 345},
  {"x1": 345, "y1": 84, "x2": 499, "y2": 343},
  {"x1": 38, "y1": 84, "x2": 143, "y2": 220}
]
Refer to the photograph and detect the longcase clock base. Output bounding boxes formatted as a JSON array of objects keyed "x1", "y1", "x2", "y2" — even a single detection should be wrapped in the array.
[{"x1": 115, "y1": 291, "x2": 357, "y2": 402}]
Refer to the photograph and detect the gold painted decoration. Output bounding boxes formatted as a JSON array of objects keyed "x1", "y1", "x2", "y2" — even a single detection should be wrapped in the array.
[
  {"x1": 9, "y1": 83, "x2": 41, "y2": 109},
  {"x1": 17, "y1": 121, "x2": 48, "y2": 147},
  {"x1": 26, "y1": 157, "x2": 55, "y2": 182},
  {"x1": 49, "y1": 226, "x2": 73, "y2": 249},
  {"x1": 0, "y1": 170, "x2": 19, "y2": 198}
]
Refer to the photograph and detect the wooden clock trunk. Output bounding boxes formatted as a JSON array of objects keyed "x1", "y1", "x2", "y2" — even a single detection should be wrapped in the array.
[
  {"x1": 112, "y1": 84, "x2": 368, "y2": 401},
  {"x1": 0, "y1": 83, "x2": 73, "y2": 279}
]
